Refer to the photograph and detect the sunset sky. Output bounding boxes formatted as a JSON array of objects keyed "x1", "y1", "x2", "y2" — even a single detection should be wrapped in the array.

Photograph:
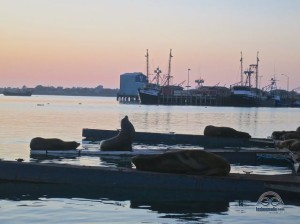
[{"x1": 1, "y1": 0, "x2": 300, "y2": 90}]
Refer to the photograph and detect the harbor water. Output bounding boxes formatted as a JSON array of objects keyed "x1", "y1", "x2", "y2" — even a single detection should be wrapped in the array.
[{"x1": 0, "y1": 95, "x2": 299, "y2": 223}]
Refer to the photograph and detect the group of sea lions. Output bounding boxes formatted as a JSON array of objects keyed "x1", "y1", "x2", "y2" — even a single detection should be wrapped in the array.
[
  {"x1": 272, "y1": 127, "x2": 300, "y2": 152},
  {"x1": 29, "y1": 116, "x2": 238, "y2": 176},
  {"x1": 28, "y1": 118, "x2": 300, "y2": 176},
  {"x1": 29, "y1": 115, "x2": 135, "y2": 151}
]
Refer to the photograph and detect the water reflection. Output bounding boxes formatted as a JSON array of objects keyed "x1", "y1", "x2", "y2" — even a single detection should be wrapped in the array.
[
  {"x1": 0, "y1": 181, "x2": 299, "y2": 223},
  {"x1": 1, "y1": 95, "x2": 300, "y2": 223}
]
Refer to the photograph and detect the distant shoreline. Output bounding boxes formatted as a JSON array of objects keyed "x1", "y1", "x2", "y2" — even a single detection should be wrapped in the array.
[{"x1": 0, "y1": 85, "x2": 119, "y2": 97}]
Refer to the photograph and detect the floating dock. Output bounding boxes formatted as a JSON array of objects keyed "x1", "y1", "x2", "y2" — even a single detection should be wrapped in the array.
[
  {"x1": 30, "y1": 148, "x2": 295, "y2": 167},
  {"x1": 0, "y1": 160, "x2": 299, "y2": 196},
  {"x1": 82, "y1": 129, "x2": 274, "y2": 149}
]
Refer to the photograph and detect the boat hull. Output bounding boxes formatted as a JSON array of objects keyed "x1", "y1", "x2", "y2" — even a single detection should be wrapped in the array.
[
  {"x1": 138, "y1": 89, "x2": 159, "y2": 104},
  {"x1": 226, "y1": 94, "x2": 262, "y2": 107}
]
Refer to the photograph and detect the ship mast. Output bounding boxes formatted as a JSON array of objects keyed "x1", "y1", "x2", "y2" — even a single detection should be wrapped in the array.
[
  {"x1": 240, "y1": 52, "x2": 243, "y2": 85},
  {"x1": 166, "y1": 49, "x2": 173, "y2": 86},
  {"x1": 145, "y1": 49, "x2": 149, "y2": 82},
  {"x1": 256, "y1": 51, "x2": 259, "y2": 90}
]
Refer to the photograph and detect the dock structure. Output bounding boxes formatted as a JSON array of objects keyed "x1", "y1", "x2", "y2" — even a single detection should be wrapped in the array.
[
  {"x1": 82, "y1": 129, "x2": 274, "y2": 149},
  {"x1": 117, "y1": 94, "x2": 139, "y2": 103},
  {"x1": 0, "y1": 160, "x2": 299, "y2": 197},
  {"x1": 30, "y1": 148, "x2": 295, "y2": 168}
]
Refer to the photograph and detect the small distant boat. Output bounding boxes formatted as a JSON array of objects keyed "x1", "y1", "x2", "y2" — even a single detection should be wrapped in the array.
[{"x1": 3, "y1": 88, "x2": 32, "y2": 96}]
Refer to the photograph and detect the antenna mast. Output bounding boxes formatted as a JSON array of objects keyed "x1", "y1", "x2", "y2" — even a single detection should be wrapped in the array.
[
  {"x1": 248, "y1": 51, "x2": 259, "y2": 89},
  {"x1": 154, "y1": 67, "x2": 162, "y2": 86}
]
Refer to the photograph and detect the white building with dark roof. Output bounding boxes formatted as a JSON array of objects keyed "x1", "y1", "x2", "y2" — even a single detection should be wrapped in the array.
[{"x1": 117, "y1": 72, "x2": 147, "y2": 102}]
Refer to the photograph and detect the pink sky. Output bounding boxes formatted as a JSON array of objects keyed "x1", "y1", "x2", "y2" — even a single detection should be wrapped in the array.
[{"x1": 1, "y1": 0, "x2": 300, "y2": 90}]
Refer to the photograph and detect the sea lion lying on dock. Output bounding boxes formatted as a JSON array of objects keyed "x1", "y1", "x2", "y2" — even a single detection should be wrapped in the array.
[
  {"x1": 204, "y1": 125, "x2": 251, "y2": 139},
  {"x1": 30, "y1": 137, "x2": 80, "y2": 150},
  {"x1": 132, "y1": 150, "x2": 230, "y2": 176},
  {"x1": 272, "y1": 127, "x2": 300, "y2": 140},
  {"x1": 100, "y1": 115, "x2": 135, "y2": 151},
  {"x1": 276, "y1": 139, "x2": 300, "y2": 152}
]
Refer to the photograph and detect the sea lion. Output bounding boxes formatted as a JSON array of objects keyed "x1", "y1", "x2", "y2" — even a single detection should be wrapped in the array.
[
  {"x1": 290, "y1": 141, "x2": 300, "y2": 152},
  {"x1": 276, "y1": 139, "x2": 300, "y2": 152},
  {"x1": 272, "y1": 127, "x2": 300, "y2": 140},
  {"x1": 132, "y1": 149, "x2": 230, "y2": 176},
  {"x1": 100, "y1": 115, "x2": 135, "y2": 151},
  {"x1": 30, "y1": 137, "x2": 80, "y2": 150},
  {"x1": 272, "y1": 131, "x2": 287, "y2": 140},
  {"x1": 273, "y1": 126, "x2": 300, "y2": 140},
  {"x1": 281, "y1": 132, "x2": 300, "y2": 140},
  {"x1": 204, "y1": 125, "x2": 251, "y2": 139}
]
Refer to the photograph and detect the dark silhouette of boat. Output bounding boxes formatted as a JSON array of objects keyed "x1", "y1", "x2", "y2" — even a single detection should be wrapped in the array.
[
  {"x1": 138, "y1": 49, "x2": 185, "y2": 105},
  {"x1": 3, "y1": 87, "x2": 32, "y2": 96}
]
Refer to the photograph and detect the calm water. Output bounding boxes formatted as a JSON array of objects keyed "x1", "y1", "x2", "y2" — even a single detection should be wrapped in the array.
[{"x1": 0, "y1": 95, "x2": 300, "y2": 223}]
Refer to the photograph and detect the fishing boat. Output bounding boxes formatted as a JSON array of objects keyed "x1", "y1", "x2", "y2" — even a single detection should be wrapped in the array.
[
  {"x1": 226, "y1": 52, "x2": 264, "y2": 107},
  {"x1": 82, "y1": 128, "x2": 275, "y2": 149},
  {"x1": 228, "y1": 86, "x2": 262, "y2": 107},
  {"x1": 138, "y1": 49, "x2": 188, "y2": 105},
  {"x1": 138, "y1": 83, "x2": 161, "y2": 105},
  {"x1": 138, "y1": 50, "x2": 231, "y2": 106}
]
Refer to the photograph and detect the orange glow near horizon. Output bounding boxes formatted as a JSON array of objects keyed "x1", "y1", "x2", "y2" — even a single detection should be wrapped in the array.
[{"x1": 1, "y1": 0, "x2": 300, "y2": 90}]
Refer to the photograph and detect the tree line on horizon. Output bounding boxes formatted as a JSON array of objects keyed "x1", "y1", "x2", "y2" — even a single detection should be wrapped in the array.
[{"x1": 0, "y1": 85, "x2": 119, "y2": 97}]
